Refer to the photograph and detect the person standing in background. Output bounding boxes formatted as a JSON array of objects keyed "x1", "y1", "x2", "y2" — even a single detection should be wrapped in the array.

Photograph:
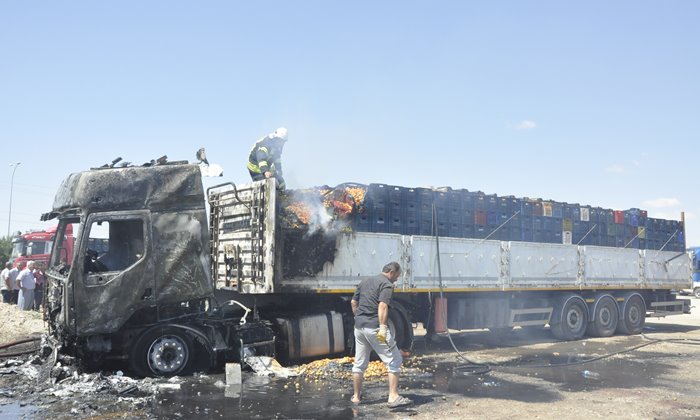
[
  {"x1": 1, "y1": 262, "x2": 12, "y2": 303},
  {"x1": 8, "y1": 264, "x2": 20, "y2": 304},
  {"x1": 32, "y1": 262, "x2": 46, "y2": 311},
  {"x1": 16, "y1": 261, "x2": 36, "y2": 311}
]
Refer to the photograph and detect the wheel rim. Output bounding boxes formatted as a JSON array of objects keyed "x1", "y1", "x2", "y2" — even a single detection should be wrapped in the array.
[
  {"x1": 566, "y1": 306, "x2": 584, "y2": 330},
  {"x1": 599, "y1": 306, "x2": 611, "y2": 326},
  {"x1": 147, "y1": 335, "x2": 189, "y2": 375},
  {"x1": 628, "y1": 305, "x2": 641, "y2": 325}
]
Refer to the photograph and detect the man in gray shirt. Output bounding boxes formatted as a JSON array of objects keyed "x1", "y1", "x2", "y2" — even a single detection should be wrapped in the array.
[{"x1": 350, "y1": 261, "x2": 412, "y2": 408}]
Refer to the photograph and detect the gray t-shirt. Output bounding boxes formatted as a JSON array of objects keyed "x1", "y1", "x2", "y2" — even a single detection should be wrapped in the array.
[{"x1": 353, "y1": 274, "x2": 394, "y2": 329}]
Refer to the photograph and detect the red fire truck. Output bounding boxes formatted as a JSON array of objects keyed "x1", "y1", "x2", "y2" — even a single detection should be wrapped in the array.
[{"x1": 11, "y1": 225, "x2": 74, "y2": 268}]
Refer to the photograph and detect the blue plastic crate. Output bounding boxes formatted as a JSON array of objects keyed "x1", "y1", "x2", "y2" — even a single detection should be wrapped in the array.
[
  {"x1": 520, "y1": 200, "x2": 534, "y2": 216},
  {"x1": 487, "y1": 211, "x2": 499, "y2": 226},
  {"x1": 533, "y1": 216, "x2": 545, "y2": 230},
  {"x1": 405, "y1": 213, "x2": 419, "y2": 235},
  {"x1": 462, "y1": 224, "x2": 475, "y2": 239},
  {"x1": 552, "y1": 202, "x2": 564, "y2": 218},
  {"x1": 462, "y1": 191, "x2": 476, "y2": 212},
  {"x1": 372, "y1": 208, "x2": 389, "y2": 233},
  {"x1": 366, "y1": 184, "x2": 389, "y2": 208},
  {"x1": 533, "y1": 229, "x2": 547, "y2": 243},
  {"x1": 353, "y1": 210, "x2": 372, "y2": 232},
  {"x1": 474, "y1": 225, "x2": 491, "y2": 239}
]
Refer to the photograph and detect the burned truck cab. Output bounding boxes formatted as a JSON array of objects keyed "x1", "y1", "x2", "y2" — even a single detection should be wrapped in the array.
[{"x1": 42, "y1": 163, "x2": 230, "y2": 376}]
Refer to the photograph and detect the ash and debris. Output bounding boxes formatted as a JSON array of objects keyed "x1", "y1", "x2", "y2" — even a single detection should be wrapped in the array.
[
  {"x1": 0, "y1": 335, "x2": 181, "y2": 419},
  {"x1": 297, "y1": 355, "x2": 434, "y2": 382},
  {"x1": 278, "y1": 184, "x2": 363, "y2": 278}
]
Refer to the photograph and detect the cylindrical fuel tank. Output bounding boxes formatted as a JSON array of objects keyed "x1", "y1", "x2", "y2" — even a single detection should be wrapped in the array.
[{"x1": 276, "y1": 311, "x2": 345, "y2": 360}]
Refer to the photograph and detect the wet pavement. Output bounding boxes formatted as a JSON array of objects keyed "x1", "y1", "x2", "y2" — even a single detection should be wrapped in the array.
[
  {"x1": 147, "y1": 322, "x2": 698, "y2": 419},
  {"x1": 1, "y1": 304, "x2": 698, "y2": 419}
]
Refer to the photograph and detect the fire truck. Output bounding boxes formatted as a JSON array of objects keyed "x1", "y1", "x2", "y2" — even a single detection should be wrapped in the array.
[{"x1": 11, "y1": 225, "x2": 74, "y2": 268}]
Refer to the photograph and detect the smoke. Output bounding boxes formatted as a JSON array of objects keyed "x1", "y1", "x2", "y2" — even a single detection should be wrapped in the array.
[
  {"x1": 283, "y1": 186, "x2": 355, "y2": 238},
  {"x1": 304, "y1": 197, "x2": 333, "y2": 236}
]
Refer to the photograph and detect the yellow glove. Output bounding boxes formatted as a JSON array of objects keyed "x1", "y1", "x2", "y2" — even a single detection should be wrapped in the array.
[{"x1": 377, "y1": 324, "x2": 388, "y2": 344}]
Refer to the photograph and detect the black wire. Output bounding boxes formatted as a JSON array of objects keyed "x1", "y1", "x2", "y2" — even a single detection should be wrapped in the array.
[
  {"x1": 494, "y1": 333, "x2": 700, "y2": 370},
  {"x1": 432, "y1": 203, "x2": 488, "y2": 367}
]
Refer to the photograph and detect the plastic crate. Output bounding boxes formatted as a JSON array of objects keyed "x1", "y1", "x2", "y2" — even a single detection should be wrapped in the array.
[
  {"x1": 405, "y1": 212, "x2": 419, "y2": 235},
  {"x1": 580, "y1": 206, "x2": 591, "y2": 222},
  {"x1": 552, "y1": 202, "x2": 564, "y2": 218},
  {"x1": 475, "y1": 211, "x2": 487, "y2": 226},
  {"x1": 533, "y1": 216, "x2": 545, "y2": 230},
  {"x1": 474, "y1": 225, "x2": 491, "y2": 239},
  {"x1": 487, "y1": 211, "x2": 499, "y2": 226},
  {"x1": 533, "y1": 201, "x2": 544, "y2": 217}
]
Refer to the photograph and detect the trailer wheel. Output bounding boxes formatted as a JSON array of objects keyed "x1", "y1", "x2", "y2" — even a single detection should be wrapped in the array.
[
  {"x1": 130, "y1": 327, "x2": 193, "y2": 377},
  {"x1": 551, "y1": 295, "x2": 588, "y2": 341},
  {"x1": 615, "y1": 294, "x2": 646, "y2": 335},
  {"x1": 585, "y1": 295, "x2": 619, "y2": 337}
]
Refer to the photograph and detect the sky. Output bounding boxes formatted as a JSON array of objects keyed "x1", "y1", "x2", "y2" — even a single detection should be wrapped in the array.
[{"x1": 0, "y1": 1, "x2": 698, "y2": 245}]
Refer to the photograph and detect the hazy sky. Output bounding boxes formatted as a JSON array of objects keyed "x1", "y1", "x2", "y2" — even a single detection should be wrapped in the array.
[{"x1": 1, "y1": 2, "x2": 698, "y2": 245}]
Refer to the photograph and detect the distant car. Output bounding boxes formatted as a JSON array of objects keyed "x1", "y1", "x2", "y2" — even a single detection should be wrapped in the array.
[{"x1": 679, "y1": 287, "x2": 700, "y2": 298}]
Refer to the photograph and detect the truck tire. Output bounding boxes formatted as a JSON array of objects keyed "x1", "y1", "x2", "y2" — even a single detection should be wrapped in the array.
[
  {"x1": 551, "y1": 295, "x2": 588, "y2": 341},
  {"x1": 130, "y1": 326, "x2": 194, "y2": 377},
  {"x1": 389, "y1": 306, "x2": 413, "y2": 353},
  {"x1": 615, "y1": 294, "x2": 646, "y2": 335},
  {"x1": 694, "y1": 288, "x2": 700, "y2": 299},
  {"x1": 585, "y1": 295, "x2": 619, "y2": 337}
]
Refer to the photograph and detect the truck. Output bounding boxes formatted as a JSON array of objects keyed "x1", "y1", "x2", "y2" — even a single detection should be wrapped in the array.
[
  {"x1": 682, "y1": 246, "x2": 700, "y2": 298},
  {"x1": 11, "y1": 225, "x2": 74, "y2": 269},
  {"x1": 41, "y1": 161, "x2": 692, "y2": 377}
]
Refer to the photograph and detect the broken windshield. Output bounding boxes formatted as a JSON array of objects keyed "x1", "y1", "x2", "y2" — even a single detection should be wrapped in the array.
[{"x1": 49, "y1": 218, "x2": 80, "y2": 278}]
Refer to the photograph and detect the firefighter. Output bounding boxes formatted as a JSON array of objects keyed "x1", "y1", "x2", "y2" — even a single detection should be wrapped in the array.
[{"x1": 248, "y1": 127, "x2": 288, "y2": 189}]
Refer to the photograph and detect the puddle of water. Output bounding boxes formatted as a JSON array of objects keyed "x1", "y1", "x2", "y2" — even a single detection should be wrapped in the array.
[
  {"x1": 400, "y1": 348, "x2": 677, "y2": 401},
  {"x1": 149, "y1": 343, "x2": 681, "y2": 418},
  {"x1": 153, "y1": 373, "x2": 357, "y2": 419},
  {"x1": 0, "y1": 402, "x2": 36, "y2": 418}
]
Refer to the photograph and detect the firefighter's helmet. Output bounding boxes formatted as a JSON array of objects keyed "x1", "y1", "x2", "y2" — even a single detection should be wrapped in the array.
[{"x1": 272, "y1": 127, "x2": 288, "y2": 141}]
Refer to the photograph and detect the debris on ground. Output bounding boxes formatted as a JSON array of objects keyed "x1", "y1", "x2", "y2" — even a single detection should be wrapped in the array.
[
  {"x1": 244, "y1": 356, "x2": 299, "y2": 378},
  {"x1": 296, "y1": 355, "x2": 432, "y2": 382}
]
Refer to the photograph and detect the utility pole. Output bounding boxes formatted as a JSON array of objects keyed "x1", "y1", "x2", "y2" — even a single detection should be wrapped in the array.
[{"x1": 7, "y1": 162, "x2": 21, "y2": 237}]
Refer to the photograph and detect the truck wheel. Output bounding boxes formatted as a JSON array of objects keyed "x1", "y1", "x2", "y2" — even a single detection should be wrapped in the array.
[
  {"x1": 551, "y1": 296, "x2": 588, "y2": 341},
  {"x1": 130, "y1": 327, "x2": 193, "y2": 377},
  {"x1": 389, "y1": 307, "x2": 413, "y2": 353},
  {"x1": 585, "y1": 295, "x2": 619, "y2": 337},
  {"x1": 615, "y1": 295, "x2": 646, "y2": 335},
  {"x1": 694, "y1": 288, "x2": 700, "y2": 299}
]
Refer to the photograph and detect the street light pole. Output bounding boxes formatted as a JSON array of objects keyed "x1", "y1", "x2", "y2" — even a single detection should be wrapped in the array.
[{"x1": 7, "y1": 162, "x2": 21, "y2": 238}]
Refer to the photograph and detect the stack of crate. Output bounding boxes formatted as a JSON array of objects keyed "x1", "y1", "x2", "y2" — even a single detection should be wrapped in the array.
[{"x1": 350, "y1": 183, "x2": 685, "y2": 252}]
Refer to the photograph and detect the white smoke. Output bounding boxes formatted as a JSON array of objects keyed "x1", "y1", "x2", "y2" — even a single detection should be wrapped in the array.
[{"x1": 305, "y1": 198, "x2": 333, "y2": 235}]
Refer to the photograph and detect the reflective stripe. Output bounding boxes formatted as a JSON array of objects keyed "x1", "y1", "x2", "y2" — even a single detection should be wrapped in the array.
[
  {"x1": 258, "y1": 160, "x2": 269, "y2": 168},
  {"x1": 247, "y1": 161, "x2": 261, "y2": 173},
  {"x1": 259, "y1": 147, "x2": 268, "y2": 154}
]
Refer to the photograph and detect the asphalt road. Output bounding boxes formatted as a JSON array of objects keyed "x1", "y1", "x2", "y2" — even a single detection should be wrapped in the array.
[{"x1": 1, "y1": 296, "x2": 698, "y2": 419}]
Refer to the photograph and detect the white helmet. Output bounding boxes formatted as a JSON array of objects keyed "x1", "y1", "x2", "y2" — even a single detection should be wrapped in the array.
[{"x1": 272, "y1": 127, "x2": 288, "y2": 141}]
